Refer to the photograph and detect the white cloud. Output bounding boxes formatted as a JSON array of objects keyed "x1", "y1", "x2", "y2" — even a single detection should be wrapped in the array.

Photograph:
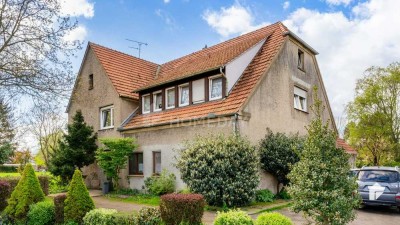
[
  {"x1": 202, "y1": 3, "x2": 269, "y2": 37},
  {"x1": 283, "y1": 1, "x2": 290, "y2": 10},
  {"x1": 325, "y1": 0, "x2": 354, "y2": 6},
  {"x1": 156, "y1": 9, "x2": 179, "y2": 30},
  {"x1": 283, "y1": 0, "x2": 400, "y2": 117},
  {"x1": 164, "y1": 0, "x2": 170, "y2": 3},
  {"x1": 63, "y1": 25, "x2": 88, "y2": 42},
  {"x1": 59, "y1": 0, "x2": 94, "y2": 18}
]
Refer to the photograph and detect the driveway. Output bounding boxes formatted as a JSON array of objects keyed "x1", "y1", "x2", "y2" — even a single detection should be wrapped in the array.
[{"x1": 277, "y1": 206, "x2": 400, "y2": 225}]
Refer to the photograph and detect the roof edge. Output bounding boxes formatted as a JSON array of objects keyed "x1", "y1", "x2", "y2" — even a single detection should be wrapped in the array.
[{"x1": 283, "y1": 31, "x2": 319, "y2": 55}]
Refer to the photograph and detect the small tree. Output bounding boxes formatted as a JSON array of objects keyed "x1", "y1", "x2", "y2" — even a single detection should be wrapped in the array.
[
  {"x1": 177, "y1": 134, "x2": 259, "y2": 207},
  {"x1": 49, "y1": 110, "x2": 97, "y2": 181},
  {"x1": 96, "y1": 138, "x2": 138, "y2": 190},
  {"x1": 64, "y1": 169, "x2": 95, "y2": 224},
  {"x1": 288, "y1": 88, "x2": 360, "y2": 225},
  {"x1": 259, "y1": 129, "x2": 303, "y2": 194},
  {"x1": 5, "y1": 164, "x2": 45, "y2": 221},
  {"x1": 0, "y1": 98, "x2": 15, "y2": 164}
]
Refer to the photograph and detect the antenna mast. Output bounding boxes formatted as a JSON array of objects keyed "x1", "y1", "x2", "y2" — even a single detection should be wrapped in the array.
[{"x1": 126, "y1": 39, "x2": 148, "y2": 58}]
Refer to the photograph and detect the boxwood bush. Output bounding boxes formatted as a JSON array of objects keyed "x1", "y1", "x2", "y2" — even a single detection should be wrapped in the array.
[
  {"x1": 213, "y1": 209, "x2": 253, "y2": 225},
  {"x1": 255, "y1": 212, "x2": 293, "y2": 225},
  {"x1": 27, "y1": 201, "x2": 55, "y2": 225},
  {"x1": 177, "y1": 134, "x2": 259, "y2": 207},
  {"x1": 160, "y1": 193, "x2": 205, "y2": 225},
  {"x1": 0, "y1": 180, "x2": 10, "y2": 211},
  {"x1": 83, "y1": 208, "x2": 118, "y2": 225}
]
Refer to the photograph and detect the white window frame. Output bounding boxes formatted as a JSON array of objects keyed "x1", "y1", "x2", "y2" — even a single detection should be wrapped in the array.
[
  {"x1": 100, "y1": 105, "x2": 114, "y2": 129},
  {"x1": 165, "y1": 87, "x2": 175, "y2": 109},
  {"x1": 192, "y1": 78, "x2": 205, "y2": 104},
  {"x1": 294, "y1": 87, "x2": 307, "y2": 112},
  {"x1": 153, "y1": 90, "x2": 163, "y2": 112},
  {"x1": 179, "y1": 83, "x2": 190, "y2": 107},
  {"x1": 209, "y1": 75, "x2": 223, "y2": 101},
  {"x1": 142, "y1": 94, "x2": 151, "y2": 114}
]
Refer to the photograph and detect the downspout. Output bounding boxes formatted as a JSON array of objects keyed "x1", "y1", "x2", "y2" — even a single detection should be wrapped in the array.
[{"x1": 219, "y1": 66, "x2": 226, "y2": 78}]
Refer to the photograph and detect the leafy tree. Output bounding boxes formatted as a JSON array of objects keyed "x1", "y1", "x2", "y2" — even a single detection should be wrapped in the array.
[
  {"x1": 347, "y1": 63, "x2": 400, "y2": 164},
  {"x1": 5, "y1": 163, "x2": 45, "y2": 222},
  {"x1": 0, "y1": 98, "x2": 15, "y2": 164},
  {"x1": 64, "y1": 169, "x2": 95, "y2": 224},
  {"x1": 96, "y1": 138, "x2": 138, "y2": 190},
  {"x1": 288, "y1": 89, "x2": 360, "y2": 225},
  {"x1": 0, "y1": 0, "x2": 81, "y2": 102},
  {"x1": 259, "y1": 129, "x2": 303, "y2": 194},
  {"x1": 12, "y1": 149, "x2": 33, "y2": 173},
  {"x1": 49, "y1": 110, "x2": 97, "y2": 181},
  {"x1": 177, "y1": 134, "x2": 259, "y2": 207}
]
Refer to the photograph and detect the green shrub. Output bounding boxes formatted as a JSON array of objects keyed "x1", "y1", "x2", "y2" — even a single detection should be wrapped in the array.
[
  {"x1": 64, "y1": 170, "x2": 95, "y2": 224},
  {"x1": 137, "y1": 207, "x2": 162, "y2": 225},
  {"x1": 177, "y1": 134, "x2": 259, "y2": 207},
  {"x1": 144, "y1": 170, "x2": 176, "y2": 195},
  {"x1": 54, "y1": 194, "x2": 67, "y2": 224},
  {"x1": 114, "y1": 214, "x2": 139, "y2": 225},
  {"x1": 27, "y1": 201, "x2": 55, "y2": 225},
  {"x1": 63, "y1": 221, "x2": 79, "y2": 225},
  {"x1": 0, "y1": 165, "x2": 17, "y2": 173},
  {"x1": 276, "y1": 190, "x2": 291, "y2": 200},
  {"x1": 0, "y1": 181, "x2": 10, "y2": 211},
  {"x1": 49, "y1": 175, "x2": 68, "y2": 194},
  {"x1": 0, "y1": 175, "x2": 50, "y2": 196},
  {"x1": 255, "y1": 212, "x2": 292, "y2": 225},
  {"x1": 255, "y1": 189, "x2": 275, "y2": 203},
  {"x1": 83, "y1": 208, "x2": 117, "y2": 225},
  {"x1": 5, "y1": 164, "x2": 45, "y2": 221},
  {"x1": 213, "y1": 209, "x2": 253, "y2": 225},
  {"x1": 160, "y1": 193, "x2": 205, "y2": 225}
]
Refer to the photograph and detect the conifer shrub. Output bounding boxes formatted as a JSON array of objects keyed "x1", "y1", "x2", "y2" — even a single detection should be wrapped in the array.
[
  {"x1": 0, "y1": 180, "x2": 10, "y2": 211},
  {"x1": 255, "y1": 212, "x2": 293, "y2": 225},
  {"x1": 54, "y1": 193, "x2": 67, "y2": 224},
  {"x1": 64, "y1": 170, "x2": 95, "y2": 224},
  {"x1": 0, "y1": 175, "x2": 49, "y2": 196},
  {"x1": 160, "y1": 193, "x2": 205, "y2": 225},
  {"x1": 213, "y1": 209, "x2": 253, "y2": 225},
  {"x1": 177, "y1": 134, "x2": 259, "y2": 207},
  {"x1": 27, "y1": 201, "x2": 55, "y2": 225},
  {"x1": 5, "y1": 164, "x2": 45, "y2": 221}
]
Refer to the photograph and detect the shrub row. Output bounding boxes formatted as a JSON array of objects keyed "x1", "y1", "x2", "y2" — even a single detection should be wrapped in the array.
[
  {"x1": 0, "y1": 175, "x2": 49, "y2": 196},
  {"x1": 160, "y1": 193, "x2": 205, "y2": 225},
  {"x1": 82, "y1": 207, "x2": 161, "y2": 225},
  {"x1": 0, "y1": 181, "x2": 11, "y2": 211},
  {"x1": 213, "y1": 210, "x2": 293, "y2": 225},
  {"x1": 0, "y1": 165, "x2": 18, "y2": 173}
]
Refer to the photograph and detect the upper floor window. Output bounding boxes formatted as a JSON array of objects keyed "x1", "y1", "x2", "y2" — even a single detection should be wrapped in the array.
[
  {"x1": 153, "y1": 91, "x2": 162, "y2": 112},
  {"x1": 89, "y1": 74, "x2": 94, "y2": 90},
  {"x1": 100, "y1": 105, "x2": 114, "y2": 129},
  {"x1": 298, "y1": 49, "x2": 304, "y2": 70},
  {"x1": 209, "y1": 76, "x2": 223, "y2": 100},
  {"x1": 166, "y1": 87, "x2": 175, "y2": 109},
  {"x1": 142, "y1": 94, "x2": 151, "y2": 114},
  {"x1": 129, "y1": 152, "x2": 143, "y2": 175},
  {"x1": 179, "y1": 83, "x2": 189, "y2": 106},
  {"x1": 192, "y1": 79, "x2": 205, "y2": 104},
  {"x1": 294, "y1": 86, "x2": 307, "y2": 112}
]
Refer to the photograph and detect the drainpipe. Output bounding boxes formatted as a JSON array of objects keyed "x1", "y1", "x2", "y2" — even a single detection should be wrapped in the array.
[{"x1": 220, "y1": 66, "x2": 226, "y2": 78}]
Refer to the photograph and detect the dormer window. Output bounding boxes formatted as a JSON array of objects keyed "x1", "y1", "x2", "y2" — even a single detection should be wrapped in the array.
[
  {"x1": 153, "y1": 91, "x2": 162, "y2": 112},
  {"x1": 179, "y1": 83, "x2": 189, "y2": 106},
  {"x1": 166, "y1": 87, "x2": 175, "y2": 109},
  {"x1": 298, "y1": 49, "x2": 304, "y2": 70},
  {"x1": 142, "y1": 94, "x2": 151, "y2": 114},
  {"x1": 209, "y1": 76, "x2": 223, "y2": 100}
]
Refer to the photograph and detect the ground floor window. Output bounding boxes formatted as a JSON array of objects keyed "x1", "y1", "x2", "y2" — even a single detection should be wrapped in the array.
[
  {"x1": 129, "y1": 152, "x2": 143, "y2": 175},
  {"x1": 153, "y1": 152, "x2": 161, "y2": 175}
]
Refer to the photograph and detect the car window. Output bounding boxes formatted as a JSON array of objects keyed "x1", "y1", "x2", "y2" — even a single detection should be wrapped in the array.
[
  {"x1": 358, "y1": 170, "x2": 399, "y2": 183},
  {"x1": 349, "y1": 170, "x2": 359, "y2": 177}
]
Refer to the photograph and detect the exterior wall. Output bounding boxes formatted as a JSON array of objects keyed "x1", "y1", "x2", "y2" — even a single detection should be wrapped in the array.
[
  {"x1": 239, "y1": 38, "x2": 336, "y2": 192},
  {"x1": 67, "y1": 47, "x2": 138, "y2": 188},
  {"x1": 123, "y1": 118, "x2": 234, "y2": 191}
]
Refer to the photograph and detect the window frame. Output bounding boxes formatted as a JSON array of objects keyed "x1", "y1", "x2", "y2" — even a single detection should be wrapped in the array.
[
  {"x1": 152, "y1": 151, "x2": 161, "y2": 175},
  {"x1": 153, "y1": 90, "x2": 163, "y2": 112},
  {"x1": 209, "y1": 75, "x2": 223, "y2": 101},
  {"x1": 142, "y1": 94, "x2": 151, "y2": 114},
  {"x1": 165, "y1": 87, "x2": 175, "y2": 109},
  {"x1": 179, "y1": 83, "x2": 190, "y2": 107},
  {"x1": 129, "y1": 152, "x2": 144, "y2": 175},
  {"x1": 100, "y1": 105, "x2": 114, "y2": 130},
  {"x1": 192, "y1": 78, "x2": 205, "y2": 104},
  {"x1": 294, "y1": 86, "x2": 307, "y2": 112},
  {"x1": 88, "y1": 74, "x2": 93, "y2": 90}
]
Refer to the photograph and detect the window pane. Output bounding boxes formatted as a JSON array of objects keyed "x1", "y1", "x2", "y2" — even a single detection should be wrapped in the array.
[
  {"x1": 143, "y1": 95, "x2": 150, "y2": 112},
  {"x1": 211, "y1": 77, "x2": 222, "y2": 99},
  {"x1": 180, "y1": 86, "x2": 189, "y2": 105},
  {"x1": 294, "y1": 95, "x2": 298, "y2": 109},
  {"x1": 128, "y1": 154, "x2": 135, "y2": 175},
  {"x1": 154, "y1": 92, "x2": 162, "y2": 110},
  {"x1": 299, "y1": 97, "x2": 306, "y2": 111},
  {"x1": 154, "y1": 152, "x2": 161, "y2": 174},
  {"x1": 102, "y1": 109, "x2": 111, "y2": 127},
  {"x1": 129, "y1": 153, "x2": 143, "y2": 175},
  {"x1": 138, "y1": 153, "x2": 143, "y2": 173},
  {"x1": 167, "y1": 89, "x2": 175, "y2": 108}
]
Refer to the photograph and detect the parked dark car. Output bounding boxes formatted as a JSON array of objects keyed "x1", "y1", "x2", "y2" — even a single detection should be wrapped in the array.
[{"x1": 356, "y1": 166, "x2": 400, "y2": 209}]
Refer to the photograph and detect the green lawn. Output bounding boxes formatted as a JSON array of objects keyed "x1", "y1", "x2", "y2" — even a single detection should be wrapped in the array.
[
  {"x1": 0, "y1": 172, "x2": 50, "y2": 177},
  {"x1": 104, "y1": 193, "x2": 161, "y2": 206}
]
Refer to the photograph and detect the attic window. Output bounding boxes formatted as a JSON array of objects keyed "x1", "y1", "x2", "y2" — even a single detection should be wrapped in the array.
[
  {"x1": 209, "y1": 76, "x2": 223, "y2": 100},
  {"x1": 298, "y1": 49, "x2": 304, "y2": 70},
  {"x1": 142, "y1": 94, "x2": 151, "y2": 114},
  {"x1": 179, "y1": 83, "x2": 189, "y2": 106},
  {"x1": 294, "y1": 86, "x2": 307, "y2": 112},
  {"x1": 89, "y1": 74, "x2": 93, "y2": 90},
  {"x1": 153, "y1": 91, "x2": 162, "y2": 112},
  {"x1": 166, "y1": 87, "x2": 175, "y2": 109}
]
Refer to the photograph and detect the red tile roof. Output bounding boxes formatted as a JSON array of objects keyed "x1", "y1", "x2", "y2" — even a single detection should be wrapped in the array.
[
  {"x1": 336, "y1": 138, "x2": 357, "y2": 155},
  {"x1": 89, "y1": 42, "x2": 158, "y2": 99},
  {"x1": 123, "y1": 22, "x2": 289, "y2": 130}
]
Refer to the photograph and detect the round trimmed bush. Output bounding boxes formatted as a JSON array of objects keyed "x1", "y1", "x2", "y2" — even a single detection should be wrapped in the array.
[
  {"x1": 83, "y1": 208, "x2": 118, "y2": 225},
  {"x1": 213, "y1": 209, "x2": 253, "y2": 225},
  {"x1": 177, "y1": 134, "x2": 259, "y2": 207},
  {"x1": 0, "y1": 180, "x2": 10, "y2": 211},
  {"x1": 255, "y1": 212, "x2": 293, "y2": 225},
  {"x1": 160, "y1": 193, "x2": 205, "y2": 225},
  {"x1": 27, "y1": 201, "x2": 55, "y2": 225}
]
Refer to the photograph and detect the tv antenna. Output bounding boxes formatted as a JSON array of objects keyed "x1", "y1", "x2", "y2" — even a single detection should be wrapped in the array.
[{"x1": 126, "y1": 39, "x2": 148, "y2": 58}]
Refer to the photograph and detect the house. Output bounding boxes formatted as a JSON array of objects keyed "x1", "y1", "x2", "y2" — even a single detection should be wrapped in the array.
[
  {"x1": 336, "y1": 138, "x2": 358, "y2": 168},
  {"x1": 67, "y1": 22, "x2": 353, "y2": 193}
]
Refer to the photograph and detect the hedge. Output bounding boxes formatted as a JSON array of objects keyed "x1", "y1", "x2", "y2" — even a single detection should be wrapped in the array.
[
  {"x1": 0, "y1": 165, "x2": 18, "y2": 173},
  {"x1": 0, "y1": 175, "x2": 49, "y2": 196},
  {"x1": 160, "y1": 193, "x2": 205, "y2": 225},
  {"x1": 27, "y1": 201, "x2": 55, "y2": 225},
  {"x1": 0, "y1": 180, "x2": 10, "y2": 211},
  {"x1": 54, "y1": 194, "x2": 67, "y2": 224}
]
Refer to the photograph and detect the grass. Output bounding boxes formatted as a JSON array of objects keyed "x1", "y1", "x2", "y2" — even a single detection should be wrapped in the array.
[
  {"x1": 205, "y1": 199, "x2": 291, "y2": 212},
  {"x1": 104, "y1": 193, "x2": 160, "y2": 206},
  {"x1": 253, "y1": 202, "x2": 293, "y2": 214},
  {"x1": 0, "y1": 172, "x2": 49, "y2": 177}
]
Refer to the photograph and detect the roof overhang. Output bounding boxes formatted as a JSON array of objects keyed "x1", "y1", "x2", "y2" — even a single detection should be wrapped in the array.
[{"x1": 283, "y1": 31, "x2": 319, "y2": 55}]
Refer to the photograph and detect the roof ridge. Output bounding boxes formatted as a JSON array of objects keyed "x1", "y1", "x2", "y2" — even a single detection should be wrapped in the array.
[{"x1": 88, "y1": 41, "x2": 159, "y2": 66}]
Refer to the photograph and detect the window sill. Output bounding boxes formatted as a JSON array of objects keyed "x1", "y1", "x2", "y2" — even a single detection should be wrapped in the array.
[
  {"x1": 294, "y1": 108, "x2": 309, "y2": 114},
  {"x1": 128, "y1": 174, "x2": 144, "y2": 178},
  {"x1": 297, "y1": 67, "x2": 306, "y2": 73},
  {"x1": 99, "y1": 127, "x2": 114, "y2": 131}
]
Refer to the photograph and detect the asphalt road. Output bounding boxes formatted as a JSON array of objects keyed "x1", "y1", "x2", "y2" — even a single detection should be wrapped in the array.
[{"x1": 278, "y1": 206, "x2": 400, "y2": 225}]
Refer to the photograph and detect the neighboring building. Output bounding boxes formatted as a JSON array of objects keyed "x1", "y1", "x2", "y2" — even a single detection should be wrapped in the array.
[
  {"x1": 336, "y1": 138, "x2": 358, "y2": 168},
  {"x1": 67, "y1": 22, "x2": 349, "y2": 192}
]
